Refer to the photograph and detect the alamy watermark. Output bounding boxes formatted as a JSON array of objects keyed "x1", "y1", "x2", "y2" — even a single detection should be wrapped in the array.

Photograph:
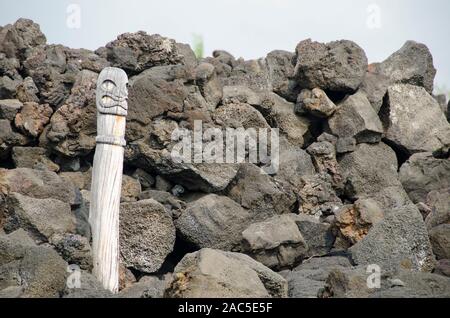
[
  {"x1": 366, "y1": 264, "x2": 381, "y2": 289},
  {"x1": 170, "y1": 120, "x2": 280, "y2": 174},
  {"x1": 66, "y1": 264, "x2": 81, "y2": 289},
  {"x1": 66, "y1": 4, "x2": 81, "y2": 29},
  {"x1": 366, "y1": 3, "x2": 382, "y2": 30}
]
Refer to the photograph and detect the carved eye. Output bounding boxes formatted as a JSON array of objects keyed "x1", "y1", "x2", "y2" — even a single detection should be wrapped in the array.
[{"x1": 102, "y1": 80, "x2": 116, "y2": 91}]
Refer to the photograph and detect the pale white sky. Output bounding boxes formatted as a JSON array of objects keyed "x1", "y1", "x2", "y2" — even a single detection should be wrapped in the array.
[{"x1": 1, "y1": 0, "x2": 449, "y2": 90}]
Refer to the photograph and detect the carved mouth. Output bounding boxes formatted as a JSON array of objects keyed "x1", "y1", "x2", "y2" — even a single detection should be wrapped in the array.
[{"x1": 101, "y1": 94, "x2": 128, "y2": 110}]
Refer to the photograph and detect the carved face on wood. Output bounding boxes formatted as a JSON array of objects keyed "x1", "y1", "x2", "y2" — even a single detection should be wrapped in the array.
[{"x1": 96, "y1": 67, "x2": 129, "y2": 116}]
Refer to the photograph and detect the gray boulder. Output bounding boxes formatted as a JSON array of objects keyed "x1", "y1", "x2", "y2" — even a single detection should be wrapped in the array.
[
  {"x1": 399, "y1": 152, "x2": 450, "y2": 204},
  {"x1": 62, "y1": 271, "x2": 112, "y2": 298},
  {"x1": 359, "y1": 70, "x2": 390, "y2": 113},
  {"x1": 43, "y1": 70, "x2": 98, "y2": 157},
  {"x1": 274, "y1": 137, "x2": 316, "y2": 188},
  {"x1": 175, "y1": 42, "x2": 198, "y2": 68},
  {"x1": 320, "y1": 267, "x2": 450, "y2": 298},
  {"x1": 319, "y1": 265, "x2": 387, "y2": 298},
  {"x1": 0, "y1": 99, "x2": 22, "y2": 120},
  {"x1": 0, "y1": 53, "x2": 21, "y2": 81},
  {"x1": 105, "y1": 31, "x2": 182, "y2": 75},
  {"x1": 336, "y1": 137, "x2": 356, "y2": 154},
  {"x1": 165, "y1": 248, "x2": 287, "y2": 298},
  {"x1": 213, "y1": 102, "x2": 270, "y2": 129},
  {"x1": 3, "y1": 228, "x2": 36, "y2": 247},
  {"x1": 328, "y1": 91, "x2": 383, "y2": 143},
  {"x1": 12, "y1": 146, "x2": 59, "y2": 171},
  {"x1": 227, "y1": 164, "x2": 296, "y2": 220},
  {"x1": 120, "y1": 175, "x2": 141, "y2": 202},
  {"x1": 296, "y1": 173, "x2": 342, "y2": 217},
  {"x1": 0, "y1": 118, "x2": 29, "y2": 158},
  {"x1": 429, "y1": 224, "x2": 450, "y2": 260},
  {"x1": 3, "y1": 192, "x2": 76, "y2": 243},
  {"x1": 194, "y1": 62, "x2": 223, "y2": 108},
  {"x1": 262, "y1": 93, "x2": 311, "y2": 146},
  {"x1": 280, "y1": 256, "x2": 352, "y2": 298},
  {"x1": 51, "y1": 233, "x2": 92, "y2": 271},
  {"x1": 280, "y1": 271, "x2": 325, "y2": 298},
  {"x1": 119, "y1": 264, "x2": 137, "y2": 291},
  {"x1": 119, "y1": 275, "x2": 170, "y2": 298},
  {"x1": 130, "y1": 140, "x2": 239, "y2": 192},
  {"x1": 203, "y1": 50, "x2": 234, "y2": 80},
  {"x1": 127, "y1": 68, "x2": 188, "y2": 139},
  {"x1": 54, "y1": 155, "x2": 80, "y2": 172},
  {"x1": 295, "y1": 256, "x2": 352, "y2": 270},
  {"x1": 382, "y1": 84, "x2": 450, "y2": 154},
  {"x1": 293, "y1": 214, "x2": 335, "y2": 257},
  {"x1": 265, "y1": 50, "x2": 299, "y2": 101},
  {"x1": 222, "y1": 85, "x2": 262, "y2": 106},
  {"x1": 176, "y1": 194, "x2": 251, "y2": 251},
  {"x1": 0, "y1": 18, "x2": 46, "y2": 59},
  {"x1": 434, "y1": 94, "x2": 447, "y2": 115},
  {"x1": 371, "y1": 271, "x2": 450, "y2": 298},
  {"x1": 139, "y1": 189, "x2": 185, "y2": 216},
  {"x1": 294, "y1": 39, "x2": 367, "y2": 93},
  {"x1": 132, "y1": 168, "x2": 155, "y2": 189},
  {"x1": 306, "y1": 141, "x2": 343, "y2": 187},
  {"x1": 15, "y1": 76, "x2": 39, "y2": 103},
  {"x1": 65, "y1": 47, "x2": 110, "y2": 74},
  {"x1": 425, "y1": 188, "x2": 450, "y2": 230},
  {"x1": 338, "y1": 142, "x2": 408, "y2": 208},
  {"x1": 0, "y1": 76, "x2": 20, "y2": 99},
  {"x1": 0, "y1": 167, "x2": 76, "y2": 205},
  {"x1": 22, "y1": 44, "x2": 102, "y2": 108},
  {"x1": 21, "y1": 44, "x2": 68, "y2": 105},
  {"x1": 349, "y1": 203, "x2": 435, "y2": 273},
  {"x1": 434, "y1": 259, "x2": 450, "y2": 277},
  {"x1": 241, "y1": 214, "x2": 308, "y2": 269},
  {"x1": 126, "y1": 113, "x2": 238, "y2": 193},
  {"x1": 59, "y1": 170, "x2": 91, "y2": 191},
  {"x1": 219, "y1": 58, "x2": 271, "y2": 93},
  {"x1": 376, "y1": 41, "x2": 436, "y2": 93},
  {"x1": 222, "y1": 251, "x2": 288, "y2": 298},
  {"x1": 120, "y1": 199, "x2": 176, "y2": 273},
  {"x1": 0, "y1": 234, "x2": 68, "y2": 298}
]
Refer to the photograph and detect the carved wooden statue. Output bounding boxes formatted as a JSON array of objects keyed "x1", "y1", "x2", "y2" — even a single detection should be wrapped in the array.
[{"x1": 89, "y1": 67, "x2": 128, "y2": 293}]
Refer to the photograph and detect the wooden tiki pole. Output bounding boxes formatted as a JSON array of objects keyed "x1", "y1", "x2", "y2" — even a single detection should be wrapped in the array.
[{"x1": 89, "y1": 67, "x2": 128, "y2": 293}]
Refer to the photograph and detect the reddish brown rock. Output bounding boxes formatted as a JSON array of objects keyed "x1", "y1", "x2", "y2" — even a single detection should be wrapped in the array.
[{"x1": 14, "y1": 102, "x2": 52, "y2": 137}]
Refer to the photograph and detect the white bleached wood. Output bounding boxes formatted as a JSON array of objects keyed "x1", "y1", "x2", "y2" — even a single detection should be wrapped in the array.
[{"x1": 89, "y1": 67, "x2": 128, "y2": 293}]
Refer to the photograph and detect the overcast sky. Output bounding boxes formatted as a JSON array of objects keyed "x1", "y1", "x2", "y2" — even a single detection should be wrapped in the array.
[{"x1": 1, "y1": 0, "x2": 449, "y2": 91}]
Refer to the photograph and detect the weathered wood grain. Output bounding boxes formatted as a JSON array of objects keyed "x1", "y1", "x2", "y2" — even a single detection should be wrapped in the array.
[{"x1": 89, "y1": 67, "x2": 128, "y2": 293}]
